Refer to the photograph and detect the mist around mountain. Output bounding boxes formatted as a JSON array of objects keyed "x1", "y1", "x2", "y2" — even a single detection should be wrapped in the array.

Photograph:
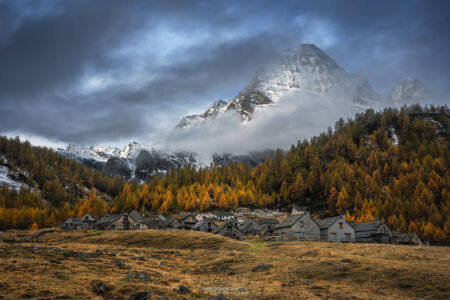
[{"x1": 58, "y1": 44, "x2": 445, "y2": 179}]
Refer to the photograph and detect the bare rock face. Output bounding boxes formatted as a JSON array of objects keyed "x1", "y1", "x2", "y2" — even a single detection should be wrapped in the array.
[
  {"x1": 135, "y1": 149, "x2": 197, "y2": 182},
  {"x1": 102, "y1": 157, "x2": 132, "y2": 180}
]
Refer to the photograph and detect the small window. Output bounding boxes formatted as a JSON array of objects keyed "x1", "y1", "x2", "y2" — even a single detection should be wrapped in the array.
[{"x1": 339, "y1": 222, "x2": 343, "y2": 229}]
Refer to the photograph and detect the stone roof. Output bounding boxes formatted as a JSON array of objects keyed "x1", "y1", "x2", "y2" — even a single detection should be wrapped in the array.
[
  {"x1": 258, "y1": 218, "x2": 279, "y2": 225},
  {"x1": 353, "y1": 220, "x2": 388, "y2": 238},
  {"x1": 353, "y1": 221, "x2": 380, "y2": 232},
  {"x1": 213, "y1": 221, "x2": 242, "y2": 234},
  {"x1": 316, "y1": 216, "x2": 341, "y2": 229},
  {"x1": 142, "y1": 217, "x2": 167, "y2": 228},
  {"x1": 179, "y1": 214, "x2": 197, "y2": 223},
  {"x1": 156, "y1": 214, "x2": 168, "y2": 222},
  {"x1": 396, "y1": 232, "x2": 423, "y2": 245},
  {"x1": 95, "y1": 214, "x2": 122, "y2": 227},
  {"x1": 192, "y1": 219, "x2": 216, "y2": 230},
  {"x1": 81, "y1": 214, "x2": 99, "y2": 221},
  {"x1": 275, "y1": 213, "x2": 304, "y2": 229},
  {"x1": 128, "y1": 210, "x2": 143, "y2": 222},
  {"x1": 168, "y1": 218, "x2": 181, "y2": 225},
  {"x1": 144, "y1": 214, "x2": 169, "y2": 225}
]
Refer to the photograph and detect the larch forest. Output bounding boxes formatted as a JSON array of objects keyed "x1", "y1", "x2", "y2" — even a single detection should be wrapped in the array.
[{"x1": 1, "y1": 105, "x2": 448, "y2": 245}]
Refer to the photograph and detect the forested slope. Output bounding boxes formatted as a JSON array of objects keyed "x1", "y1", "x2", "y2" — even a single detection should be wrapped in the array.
[{"x1": 1, "y1": 105, "x2": 448, "y2": 244}]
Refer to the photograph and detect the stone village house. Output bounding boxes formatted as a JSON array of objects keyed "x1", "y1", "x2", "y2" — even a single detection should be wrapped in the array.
[
  {"x1": 94, "y1": 212, "x2": 144, "y2": 230},
  {"x1": 273, "y1": 211, "x2": 320, "y2": 239},
  {"x1": 352, "y1": 218, "x2": 392, "y2": 243},
  {"x1": 316, "y1": 214, "x2": 355, "y2": 242},
  {"x1": 391, "y1": 232, "x2": 423, "y2": 246},
  {"x1": 213, "y1": 221, "x2": 244, "y2": 240},
  {"x1": 191, "y1": 219, "x2": 218, "y2": 233},
  {"x1": 61, "y1": 214, "x2": 98, "y2": 230},
  {"x1": 179, "y1": 214, "x2": 198, "y2": 230}
]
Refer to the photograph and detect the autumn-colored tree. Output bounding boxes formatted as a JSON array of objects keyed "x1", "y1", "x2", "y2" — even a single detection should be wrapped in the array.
[
  {"x1": 336, "y1": 187, "x2": 349, "y2": 212},
  {"x1": 423, "y1": 221, "x2": 436, "y2": 242},
  {"x1": 31, "y1": 222, "x2": 38, "y2": 230},
  {"x1": 407, "y1": 221, "x2": 418, "y2": 234},
  {"x1": 327, "y1": 187, "x2": 338, "y2": 213}
]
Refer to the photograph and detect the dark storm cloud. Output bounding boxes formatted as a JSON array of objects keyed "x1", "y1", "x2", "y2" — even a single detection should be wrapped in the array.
[{"x1": 0, "y1": 0, "x2": 449, "y2": 145}]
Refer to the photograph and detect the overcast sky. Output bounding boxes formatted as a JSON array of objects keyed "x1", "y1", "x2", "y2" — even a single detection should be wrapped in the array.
[{"x1": 1, "y1": 0, "x2": 449, "y2": 148}]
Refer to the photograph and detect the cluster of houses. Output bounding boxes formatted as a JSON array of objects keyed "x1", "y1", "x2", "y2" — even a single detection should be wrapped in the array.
[{"x1": 61, "y1": 204, "x2": 423, "y2": 246}]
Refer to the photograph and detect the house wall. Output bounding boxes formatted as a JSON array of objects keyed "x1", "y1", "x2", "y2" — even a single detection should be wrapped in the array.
[
  {"x1": 292, "y1": 213, "x2": 320, "y2": 239},
  {"x1": 216, "y1": 225, "x2": 243, "y2": 240},
  {"x1": 273, "y1": 212, "x2": 320, "y2": 239},
  {"x1": 377, "y1": 223, "x2": 392, "y2": 237},
  {"x1": 325, "y1": 216, "x2": 355, "y2": 242},
  {"x1": 147, "y1": 220, "x2": 166, "y2": 230},
  {"x1": 198, "y1": 221, "x2": 218, "y2": 233}
]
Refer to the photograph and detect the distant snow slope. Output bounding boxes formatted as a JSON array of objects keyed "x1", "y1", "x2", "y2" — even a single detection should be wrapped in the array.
[{"x1": 61, "y1": 142, "x2": 141, "y2": 162}]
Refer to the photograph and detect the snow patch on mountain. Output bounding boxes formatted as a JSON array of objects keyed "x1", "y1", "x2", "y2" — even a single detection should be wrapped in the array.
[
  {"x1": 0, "y1": 165, "x2": 24, "y2": 190},
  {"x1": 61, "y1": 142, "x2": 141, "y2": 162},
  {"x1": 0, "y1": 156, "x2": 29, "y2": 190}
]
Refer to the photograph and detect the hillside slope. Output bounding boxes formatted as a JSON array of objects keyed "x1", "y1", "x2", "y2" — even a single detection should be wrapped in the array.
[
  {"x1": 0, "y1": 136, "x2": 127, "y2": 229},
  {"x1": 1, "y1": 105, "x2": 449, "y2": 245},
  {"x1": 116, "y1": 105, "x2": 449, "y2": 244}
]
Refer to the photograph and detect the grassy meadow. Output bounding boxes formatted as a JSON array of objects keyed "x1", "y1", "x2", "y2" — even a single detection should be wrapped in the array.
[{"x1": 0, "y1": 229, "x2": 449, "y2": 299}]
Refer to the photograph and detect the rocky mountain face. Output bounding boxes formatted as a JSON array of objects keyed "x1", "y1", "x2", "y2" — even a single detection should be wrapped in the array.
[
  {"x1": 212, "y1": 150, "x2": 276, "y2": 168},
  {"x1": 57, "y1": 143, "x2": 198, "y2": 181},
  {"x1": 177, "y1": 44, "x2": 381, "y2": 128},
  {"x1": 58, "y1": 143, "x2": 274, "y2": 181}
]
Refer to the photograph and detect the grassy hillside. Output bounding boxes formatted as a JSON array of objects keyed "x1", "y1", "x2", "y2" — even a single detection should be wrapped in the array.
[{"x1": 0, "y1": 229, "x2": 448, "y2": 299}]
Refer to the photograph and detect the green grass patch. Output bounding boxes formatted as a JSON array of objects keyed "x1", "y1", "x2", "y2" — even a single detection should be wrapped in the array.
[{"x1": 244, "y1": 240, "x2": 269, "y2": 255}]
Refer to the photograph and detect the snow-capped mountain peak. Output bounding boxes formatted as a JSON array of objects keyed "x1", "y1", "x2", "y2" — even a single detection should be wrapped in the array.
[{"x1": 177, "y1": 43, "x2": 380, "y2": 128}]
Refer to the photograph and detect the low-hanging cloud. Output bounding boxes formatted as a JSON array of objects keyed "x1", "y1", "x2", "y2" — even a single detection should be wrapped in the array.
[{"x1": 164, "y1": 90, "x2": 359, "y2": 161}]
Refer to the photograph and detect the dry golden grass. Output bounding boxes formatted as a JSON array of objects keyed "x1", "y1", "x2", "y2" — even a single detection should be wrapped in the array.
[{"x1": 0, "y1": 229, "x2": 449, "y2": 300}]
